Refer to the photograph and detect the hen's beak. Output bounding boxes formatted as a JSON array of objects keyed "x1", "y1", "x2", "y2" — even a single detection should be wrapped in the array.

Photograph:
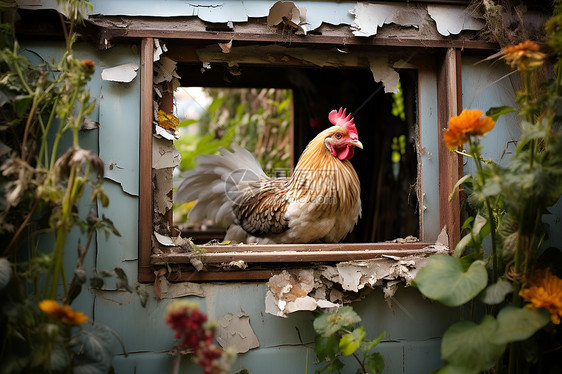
[{"x1": 348, "y1": 139, "x2": 363, "y2": 149}]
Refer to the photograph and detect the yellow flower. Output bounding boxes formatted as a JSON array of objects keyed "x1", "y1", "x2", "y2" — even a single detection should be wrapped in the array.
[
  {"x1": 501, "y1": 40, "x2": 547, "y2": 71},
  {"x1": 39, "y1": 300, "x2": 88, "y2": 326},
  {"x1": 443, "y1": 109, "x2": 495, "y2": 149},
  {"x1": 520, "y1": 269, "x2": 562, "y2": 325}
]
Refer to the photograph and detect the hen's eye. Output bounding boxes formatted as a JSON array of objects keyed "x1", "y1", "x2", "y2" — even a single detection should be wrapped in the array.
[{"x1": 335, "y1": 133, "x2": 342, "y2": 139}]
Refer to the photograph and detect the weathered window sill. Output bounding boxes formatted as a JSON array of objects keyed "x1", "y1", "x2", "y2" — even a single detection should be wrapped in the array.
[{"x1": 150, "y1": 242, "x2": 448, "y2": 281}]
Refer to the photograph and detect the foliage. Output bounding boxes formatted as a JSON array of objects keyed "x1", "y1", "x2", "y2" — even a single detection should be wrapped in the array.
[
  {"x1": 0, "y1": 1, "x2": 125, "y2": 372},
  {"x1": 415, "y1": 10, "x2": 562, "y2": 373},
  {"x1": 177, "y1": 87, "x2": 292, "y2": 172},
  {"x1": 165, "y1": 301, "x2": 236, "y2": 374},
  {"x1": 313, "y1": 306, "x2": 385, "y2": 374}
]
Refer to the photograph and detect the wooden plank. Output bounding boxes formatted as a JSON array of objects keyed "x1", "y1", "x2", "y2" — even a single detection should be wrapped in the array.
[
  {"x1": 88, "y1": 17, "x2": 498, "y2": 51},
  {"x1": 166, "y1": 269, "x2": 278, "y2": 282},
  {"x1": 198, "y1": 242, "x2": 430, "y2": 253},
  {"x1": 437, "y1": 48, "x2": 462, "y2": 250},
  {"x1": 151, "y1": 246, "x2": 442, "y2": 265},
  {"x1": 138, "y1": 37, "x2": 154, "y2": 282}
]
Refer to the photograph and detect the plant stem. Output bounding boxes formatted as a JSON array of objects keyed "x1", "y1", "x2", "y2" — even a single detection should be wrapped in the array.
[
  {"x1": 38, "y1": 96, "x2": 59, "y2": 168},
  {"x1": 49, "y1": 87, "x2": 79, "y2": 171},
  {"x1": 352, "y1": 352, "x2": 367, "y2": 374},
  {"x1": 47, "y1": 164, "x2": 77, "y2": 299},
  {"x1": 21, "y1": 90, "x2": 39, "y2": 162},
  {"x1": 469, "y1": 138, "x2": 499, "y2": 282},
  {"x1": 12, "y1": 41, "x2": 32, "y2": 95}
]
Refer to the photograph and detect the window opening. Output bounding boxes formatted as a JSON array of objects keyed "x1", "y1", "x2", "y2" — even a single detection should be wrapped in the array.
[
  {"x1": 173, "y1": 87, "x2": 293, "y2": 243},
  {"x1": 170, "y1": 63, "x2": 419, "y2": 244}
]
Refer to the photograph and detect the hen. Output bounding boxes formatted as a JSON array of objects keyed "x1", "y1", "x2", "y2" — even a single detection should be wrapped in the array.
[{"x1": 175, "y1": 108, "x2": 362, "y2": 244}]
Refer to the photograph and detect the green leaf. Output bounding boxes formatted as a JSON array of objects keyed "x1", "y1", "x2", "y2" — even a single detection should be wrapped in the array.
[
  {"x1": 316, "y1": 358, "x2": 344, "y2": 374},
  {"x1": 72, "y1": 323, "x2": 127, "y2": 374},
  {"x1": 490, "y1": 305, "x2": 550, "y2": 344},
  {"x1": 453, "y1": 232, "x2": 472, "y2": 258},
  {"x1": 486, "y1": 106, "x2": 515, "y2": 121},
  {"x1": 365, "y1": 352, "x2": 385, "y2": 373},
  {"x1": 13, "y1": 94, "x2": 32, "y2": 120},
  {"x1": 0, "y1": 257, "x2": 12, "y2": 290},
  {"x1": 313, "y1": 306, "x2": 361, "y2": 337},
  {"x1": 315, "y1": 334, "x2": 339, "y2": 361},
  {"x1": 339, "y1": 327, "x2": 365, "y2": 356},
  {"x1": 362, "y1": 331, "x2": 385, "y2": 353},
  {"x1": 449, "y1": 175, "x2": 471, "y2": 202},
  {"x1": 415, "y1": 255, "x2": 488, "y2": 306},
  {"x1": 478, "y1": 279, "x2": 513, "y2": 305},
  {"x1": 461, "y1": 216, "x2": 474, "y2": 230},
  {"x1": 472, "y1": 214, "x2": 488, "y2": 239},
  {"x1": 441, "y1": 316, "x2": 506, "y2": 372}
]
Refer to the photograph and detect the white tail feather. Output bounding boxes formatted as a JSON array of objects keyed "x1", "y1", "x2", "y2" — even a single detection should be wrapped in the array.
[{"x1": 175, "y1": 145, "x2": 265, "y2": 226}]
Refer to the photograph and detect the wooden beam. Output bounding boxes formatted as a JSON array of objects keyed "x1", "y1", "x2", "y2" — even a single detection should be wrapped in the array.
[
  {"x1": 166, "y1": 269, "x2": 278, "y2": 282},
  {"x1": 437, "y1": 48, "x2": 462, "y2": 251},
  {"x1": 87, "y1": 16, "x2": 498, "y2": 51},
  {"x1": 138, "y1": 37, "x2": 154, "y2": 282},
  {"x1": 151, "y1": 243, "x2": 439, "y2": 265}
]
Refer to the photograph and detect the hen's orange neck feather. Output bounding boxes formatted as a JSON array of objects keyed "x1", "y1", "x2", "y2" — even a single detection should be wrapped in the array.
[{"x1": 288, "y1": 127, "x2": 360, "y2": 212}]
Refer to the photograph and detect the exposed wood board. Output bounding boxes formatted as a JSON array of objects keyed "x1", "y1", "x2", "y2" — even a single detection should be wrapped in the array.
[
  {"x1": 151, "y1": 245, "x2": 441, "y2": 264},
  {"x1": 138, "y1": 37, "x2": 154, "y2": 282},
  {"x1": 203, "y1": 242, "x2": 431, "y2": 252},
  {"x1": 166, "y1": 269, "x2": 278, "y2": 282},
  {"x1": 87, "y1": 16, "x2": 498, "y2": 51},
  {"x1": 437, "y1": 48, "x2": 462, "y2": 251}
]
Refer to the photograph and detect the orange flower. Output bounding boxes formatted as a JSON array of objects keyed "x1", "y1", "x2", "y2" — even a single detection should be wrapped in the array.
[
  {"x1": 520, "y1": 269, "x2": 562, "y2": 325},
  {"x1": 443, "y1": 109, "x2": 495, "y2": 149},
  {"x1": 80, "y1": 59, "x2": 95, "y2": 74},
  {"x1": 39, "y1": 300, "x2": 88, "y2": 326},
  {"x1": 501, "y1": 41, "x2": 546, "y2": 71}
]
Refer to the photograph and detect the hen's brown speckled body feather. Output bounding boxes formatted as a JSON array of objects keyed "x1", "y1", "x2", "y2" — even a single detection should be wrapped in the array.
[{"x1": 176, "y1": 113, "x2": 362, "y2": 244}]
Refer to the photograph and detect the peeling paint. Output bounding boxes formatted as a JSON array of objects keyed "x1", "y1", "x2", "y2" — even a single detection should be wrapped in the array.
[
  {"x1": 369, "y1": 56, "x2": 400, "y2": 94},
  {"x1": 158, "y1": 277, "x2": 206, "y2": 298},
  {"x1": 265, "y1": 245, "x2": 448, "y2": 317},
  {"x1": 152, "y1": 137, "x2": 180, "y2": 169},
  {"x1": 154, "y1": 125, "x2": 178, "y2": 141},
  {"x1": 153, "y1": 38, "x2": 167, "y2": 62},
  {"x1": 154, "y1": 231, "x2": 188, "y2": 247},
  {"x1": 267, "y1": 1, "x2": 308, "y2": 35},
  {"x1": 216, "y1": 312, "x2": 260, "y2": 353},
  {"x1": 427, "y1": 5, "x2": 484, "y2": 37},
  {"x1": 153, "y1": 168, "x2": 174, "y2": 216},
  {"x1": 100, "y1": 62, "x2": 139, "y2": 83},
  {"x1": 154, "y1": 56, "x2": 180, "y2": 89},
  {"x1": 350, "y1": 2, "x2": 427, "y2": 37}
]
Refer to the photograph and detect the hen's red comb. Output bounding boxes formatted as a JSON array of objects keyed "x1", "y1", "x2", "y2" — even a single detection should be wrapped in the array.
[{"x1": 328, "y1": 108, "x2": 358, "y2": 139}]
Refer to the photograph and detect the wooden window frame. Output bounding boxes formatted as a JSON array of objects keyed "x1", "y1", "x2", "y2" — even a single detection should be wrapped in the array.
[{"x1": 136, "y1": 32, "x2": 493, "y2": 282}]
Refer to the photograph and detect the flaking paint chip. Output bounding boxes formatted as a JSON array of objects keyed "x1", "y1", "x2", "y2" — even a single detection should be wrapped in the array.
[
  {"x1": 267, "y1": 1, "x2": 308, "y2": 34},
  {"x1": 216, "y1": 312, "x2": 260, "y2": 353},
  {"x1": 101, "y1": 62, "x2": 139, "y2": 83}
]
